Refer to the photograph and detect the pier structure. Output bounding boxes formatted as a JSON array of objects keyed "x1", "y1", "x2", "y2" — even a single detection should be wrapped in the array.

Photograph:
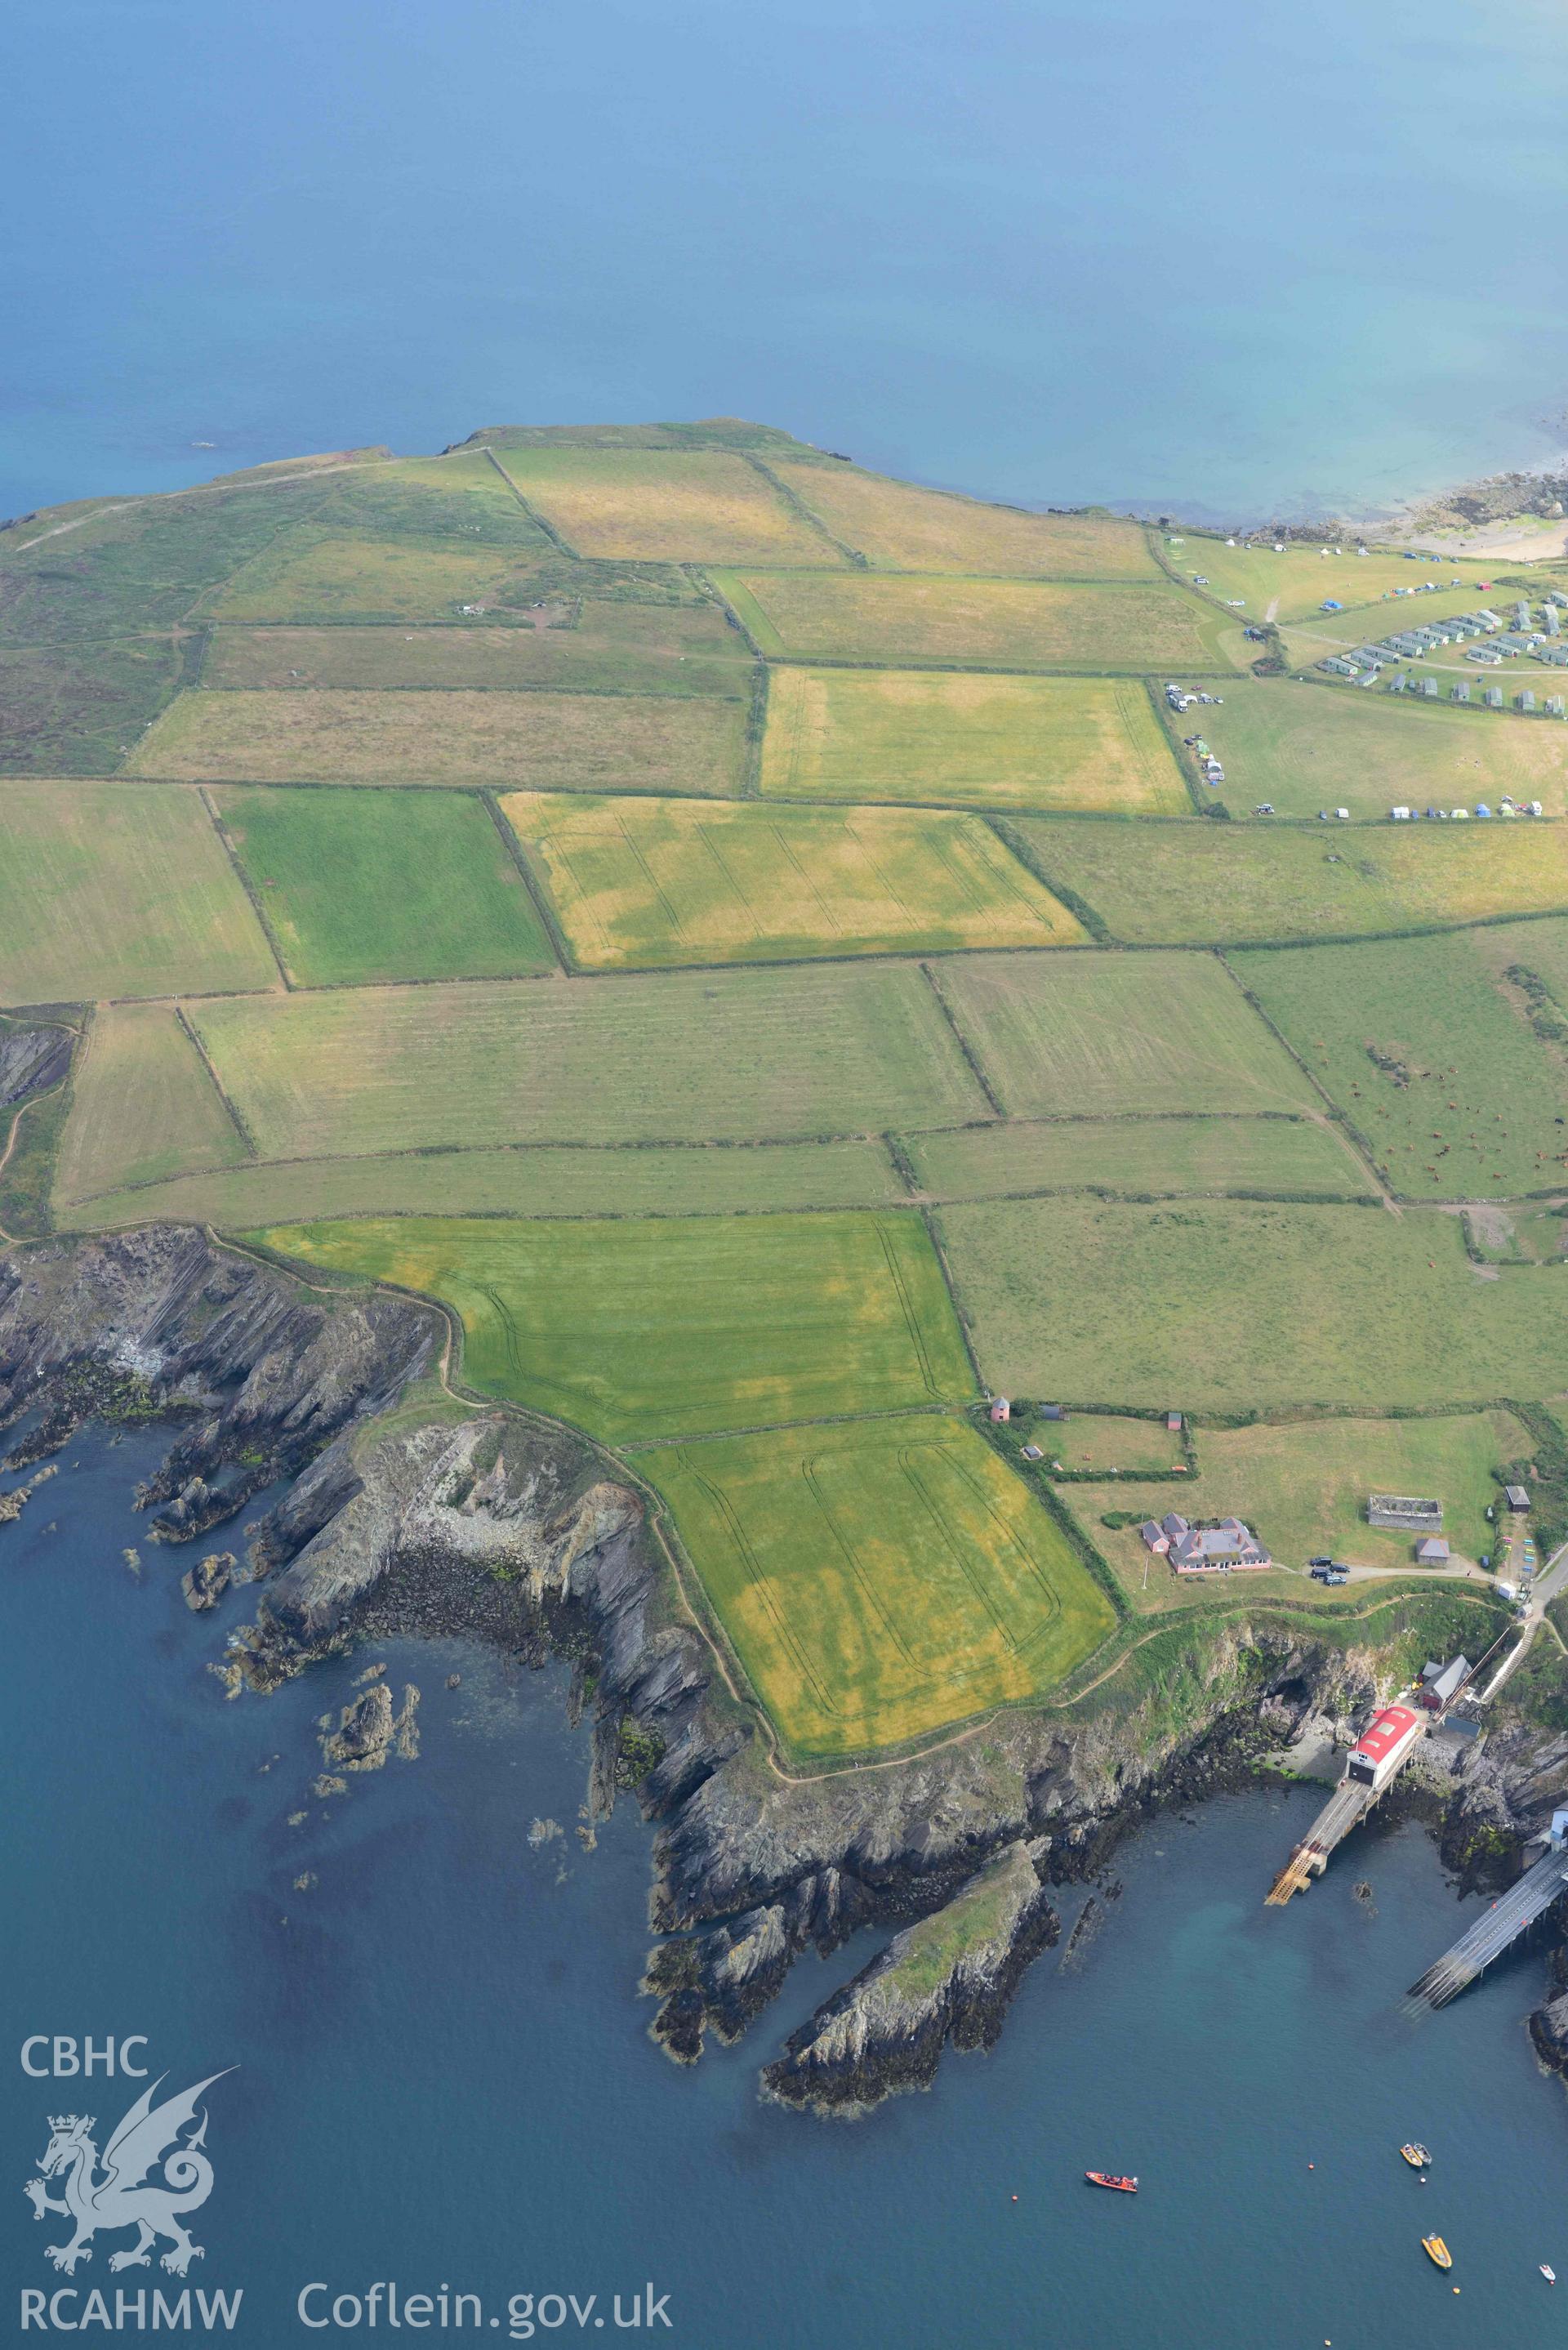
[
  {"x1": 1407, "y1": 1845, "x2": 1568, "y2": 2007},
  {"x1": 1266, "y1": 1698, "x2": 1428, "y2": 1905}
]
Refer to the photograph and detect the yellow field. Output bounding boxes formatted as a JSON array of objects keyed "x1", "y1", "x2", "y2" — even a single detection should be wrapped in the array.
[
  {"x1": 772, "y1": 462, "x2": 1159, "y2": 578},
  {"x1": 0, "y1": 782, "x2": 276, "y2": 1005},
  {"x1": 492, "y1": 447, "x2": 844, "y2": 564},
  {"x1": 129, "y1": 689, "x2": 749, "y2": 794},
  {"x1": 644, "y1": 1416, "x2": 1117, "y2": 1755},
  {"x1": 53, "y1": 1001, "x2": 249, "y2": 1204},
  {"x1": 500, "y1": 792, "x2": 1085, "y2": 967},
  {"x1": 713, "y1": 570, "x2": 1233, "y2": 671},
  {"x1": 760, "y1": 667, "x2": 1188, "y2": 812}
]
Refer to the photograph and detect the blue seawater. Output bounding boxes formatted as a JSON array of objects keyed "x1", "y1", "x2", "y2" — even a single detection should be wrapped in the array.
[
  {"x1": 2, "y1": 0, "x2": 1568, "y2": 522},
  {"x1": 2, "y1": 1425, "x2": 1566, "y2": 2348}
]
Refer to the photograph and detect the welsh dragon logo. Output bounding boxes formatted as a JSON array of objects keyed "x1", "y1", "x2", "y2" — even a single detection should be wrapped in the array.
[{"x1": 23, "y1": 2071, "x2": 232, "y2": 2276}]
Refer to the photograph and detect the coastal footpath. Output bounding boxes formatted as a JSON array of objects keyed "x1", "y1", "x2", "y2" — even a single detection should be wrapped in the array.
[{"x1": 1, "y1": 1224, "x2": 1566, "y2": 2116}]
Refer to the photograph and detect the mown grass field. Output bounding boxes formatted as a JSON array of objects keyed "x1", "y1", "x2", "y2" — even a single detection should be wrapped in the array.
[
  {"x1": 710, "y1": 571, "x2": 1234, "y2": 671},
  {"x1": 189, "y1": 963, "x2": 987, "y2": 1154},
  {"x1": 0, "y1": 782, "x2": 275, "y2": 1004},
  {"x1": 643, "y1": 1416, "x2": 1116, "y2": 1756},
  {"x1": 1064, "y1": 1410, "x2": 1529, "y2": 1612},
  {"x1": 216, "y1": 787, "x2": 555, "y2": 985},
  {"x1": 1016, "y1": 811, "x2": 1568, "y2": 943},
  {"x1": 0, "y1": 637, "x2": 183, "y2": 774},
  {"x1": 769, "y1": 463, "x2": 1160, "y2": 579},
  {"x1": 759, "y1": 667, "x2": 1187, "y2": 813},
  {"x1": 492, "y1": 447, "x2": 843, "y2": 564},
  {"x1": 56, "y1": 1137, "x2": 907, "y2": 1233},
  {"x1": 131, "y1": 689, "x2": 750, "y2": 795},
  {"x1": 199, "y1": 608, "x2": 753, "y2": 699},
  {"x1": 252, "y1": 1210, "x2": 974, "y2": 1442},
  {"x1": 902, "y1": 1113, "x2": 1363, "y2": 1200},
  {"x1": 1034, "y1": 1412, "x2": 1187, "y2": 1474},
  {"x1": 933, "y1": 951, "x2": 1315, "y2": 1117},
  {"x1": 1234, "y1": 933, "x2": 1568, "y2": 1197},
  {"x1": 53, "y1": 1002, "x2": 249, "y2": 1204},
  {"x1": 940, "y1": 1196, "x2": 1568, "y2": 1407},
  {"x1": 1182, "y1": 679, "x2": 1568, "y2": 822},
  {"x1": 500, "y1": 792, "x2": 1084, "y2": 968},
  {"x1": 1165, "y1": 537, "x2": 1489, "y2": 622},
  {"x1": 205, "y1": 533, "x2": 526, "y2": 623}
]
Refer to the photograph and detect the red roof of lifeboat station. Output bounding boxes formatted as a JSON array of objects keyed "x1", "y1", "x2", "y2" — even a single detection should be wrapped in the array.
[{"x1": 1352, "y1": 1706, "x2": 1419, "y2": 1765}]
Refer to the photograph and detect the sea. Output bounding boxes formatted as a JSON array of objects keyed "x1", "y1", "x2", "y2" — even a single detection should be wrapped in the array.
[
  {"x1": 2, "y1": 1425, "x2": 1565, "y2": 2348},
  {"x1": 3, "y1": 0, "x2": 1568, "y2": 524}
]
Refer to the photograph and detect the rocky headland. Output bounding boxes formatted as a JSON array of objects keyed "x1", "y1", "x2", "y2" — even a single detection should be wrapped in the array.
[{"x1": 2, "y1": 1224, "x2": 1567, "y2": 2116}]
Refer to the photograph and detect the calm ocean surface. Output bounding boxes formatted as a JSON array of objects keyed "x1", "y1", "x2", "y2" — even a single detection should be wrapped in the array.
[
  {"x1": 2, "y1": 1427, "x2": 1564, "y2": 2347},
  {"x1": 3, "y1": 0, "x2": 1568, "y2": 524}
]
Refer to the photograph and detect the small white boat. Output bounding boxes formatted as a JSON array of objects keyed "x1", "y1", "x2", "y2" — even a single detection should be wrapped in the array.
[{"x1": 1543, "y1": 2265, "x2": 1557, "y2": 2285}]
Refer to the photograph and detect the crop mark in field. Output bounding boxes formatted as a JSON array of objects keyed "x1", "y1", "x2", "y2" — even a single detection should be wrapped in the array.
[
  {"x1": 800, "y1": 1456, "x2": 920, "y2": 1664},
  {"x1": 687, "y1": 1465, "x2": 843, "y2": 1719},
  {"x1": 477, "y1": 1283, "x2": 523, "y2": 1380},
  {"x1": 753, "y1": 823, "x2": 847, "y2": 938},
  {"x1": 875, "y1": 1221, "x2": 945, "y2": 1398},
  {"x1": 894, "y1": 1446, "x2": 1018, "y2": 1648},
  {"x1": 933, "y1": 1451, "x2": 1067, "y2": 1649}
]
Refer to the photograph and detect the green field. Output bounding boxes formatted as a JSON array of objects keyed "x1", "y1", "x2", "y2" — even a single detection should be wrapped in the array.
[
  {"x1": 198, "y1": 608, "x2": 753, "y2": 699},
  {"x1": 0, "y1": 637, "x2": 184, "y2": 774},
  {"x1": 303, "y1": 451, "x2": 551, "y2": 546},
  {"x1": 769, "y1": 463, "x2": 1160, "y2": 579},
  {"x1": 0, "y1": 783, "x2": 275, "y2": 1004},
  {"x1": 710, "y1": 571, "x2": 1234, "y2": 672},
  {"x1": 53, "y1": 1002, "x2": 249, "y2": 1204},
  {"x1": 188, "y1": 963, "x2": 987, "y2": 1155},
  {"x1": 215, "y1": 787, "x2": 555, "y2": 986},
  {"x1": 1030, "y1": 1413, "x2": 1188, "y2": 1474},
  {"x1": 940, "y1": 1196, "x2": 1568, "y2": 1407},
  {"x1": 759, "y1": 668, "x2": 1188, "y2": 813},
  {"x1": 491, "y1": 446, "x2": 843, "y2": 564},
  {"x1": 252, "y1": 1210, "x2": 974, "y2": 1443},
  {"x1": 206, "y1": 533, "x2": 528, "y2": 624},
  {"x1": 0, "y1": 474, "x2": 339, "y2": 642},
  {"x1": 931, "y1": 952, "x2": 1315, "y2": 1117},
  {"x1": 644, "y1": 1416, "x2": 1116, "y2": 1755},
  {"x1": 500, "y1": 792, "x2": 1084, "y2": 968},
  {"x1": 56, "y1": 1138, "x2": 906, "y2": 1233},
  {"x1": 1065, "y1": 1410, "x2": 1528, "y2": 1612},
  {"x1": 1015, "y1": 812, "x2": 1568, "y2": 943},
  {"x1": 1164, "y1": 537, "x2": 1489, "y2": 622},
  {"x1": 1233, "y1": 933, "x2": 1568, "y2": 1197},
  {"x1": 1173, "y1": 679, "x2": 1568, "y2": 822},
  {"x1": 131, "y1": 688, "x2": 750, "y2": 795},
  {"x1": 902, "y1": 1113, "x2": 1364, "y2": 1201}
]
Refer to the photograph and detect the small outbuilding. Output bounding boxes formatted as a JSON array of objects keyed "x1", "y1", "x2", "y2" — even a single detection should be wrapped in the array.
[
  {"x1": 1415, "y1": 1536, "x2": 1450, "y2": 1564},
  {"x1": 1021, "y1": 1443, "x2": 1044, "y2": 1462},
  {"x1": 1418, "y1": 1656, "x2": 1470, "y2": 1712},
  {"x1": 1505, "y1": 1484, "x2": 1531, "y2": 1511},
  {"x1": 989, "y1": 1398, "x2": 1011, "y2": 1425},
  {"x1": 1039, "y1": 1402, "x2": 1065, "y2": 1421},
  {"x1": 1165, "y1": 1410, "x2": 1183, "y2": 1432}
]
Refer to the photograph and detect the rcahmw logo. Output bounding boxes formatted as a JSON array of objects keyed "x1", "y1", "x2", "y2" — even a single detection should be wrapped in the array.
[{"x1": 19, "y1": 2040, "x2": 242, "y2": 2333}]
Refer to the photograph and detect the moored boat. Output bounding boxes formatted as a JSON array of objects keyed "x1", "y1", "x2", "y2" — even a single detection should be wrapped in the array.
[
  {"x1": 1401, "y1": 2143, "x2": 1432, "y2": 2168},
  {"x1": 1422, "y1": 2236, "x2": 1452, "y2": 2271},
  {"x1": 1543, "y1": 2265, "x2": 1557, "y2": 2285},
  {"x1": 1085, "y1": 2172, "x2": 1138, "y2": 2193}
]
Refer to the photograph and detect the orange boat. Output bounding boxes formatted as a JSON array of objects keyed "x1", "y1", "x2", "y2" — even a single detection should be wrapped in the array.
[{"x1": 1085, "y1": 2172, "x2": 1138, "y2": 2194}]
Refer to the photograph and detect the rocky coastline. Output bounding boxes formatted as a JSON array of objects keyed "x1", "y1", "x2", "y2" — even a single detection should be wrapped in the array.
[{"x1": 3, "y1": 1224, "x2": 1567, "y2": 2118}]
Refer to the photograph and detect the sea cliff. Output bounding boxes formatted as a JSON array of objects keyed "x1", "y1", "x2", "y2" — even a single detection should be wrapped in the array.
[{"x1": 2, "y1": 1226, "x2": 1566, "y2": 2116}]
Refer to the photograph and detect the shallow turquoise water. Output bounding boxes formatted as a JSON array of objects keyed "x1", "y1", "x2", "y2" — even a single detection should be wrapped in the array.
[
  {"x1": 2, "y1": 0, "x2": 1568, "y2": 522},
  {"x1": 2, "y1": 1426, "x2": 1565, "y2": 2346}
]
